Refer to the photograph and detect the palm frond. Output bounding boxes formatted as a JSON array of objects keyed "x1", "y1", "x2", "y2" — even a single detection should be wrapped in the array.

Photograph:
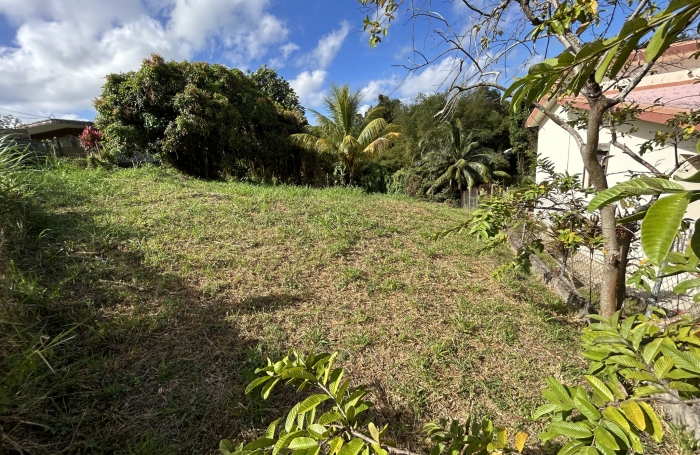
[{"x1": 357, "y1": 118, "x2": 388, "y2": 147}]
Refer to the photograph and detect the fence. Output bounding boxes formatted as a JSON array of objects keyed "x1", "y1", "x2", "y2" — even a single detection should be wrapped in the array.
[
  {"x1": 5, "y1": 134, "x2": 88, "y2": 159},
  {"x1": 531, "y1": 224, "x2": 700, "y2": 318},
  {"x1": 461, "y1": 186, "x2": 508, "y2": 210}
]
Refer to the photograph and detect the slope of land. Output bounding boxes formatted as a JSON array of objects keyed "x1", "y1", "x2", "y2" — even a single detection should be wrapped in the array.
[{"x1": 2, "y1": 164, "x2": 584, "y2": 454}]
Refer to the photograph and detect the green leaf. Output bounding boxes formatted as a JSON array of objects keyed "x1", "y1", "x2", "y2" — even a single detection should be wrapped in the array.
[
  {"x1": 497, "y1": 427, "x2": 507, "y2": 445},
  {"x1": 549, "y1": 421, "x2": 593, "y2": 439},
  {"x1": 546, "y1": 377, "x2": 574, "y2": 406},
  {"x1": 267, "y1": 419, "x2": 281, "y2": 439},
  {"x1": 642, "y1": 192, "x2": 692, "y2": 265},
  {"x1": 244, "y1": 438, "x2": 276, "y2": 451},
  {"x1": 533, "y1": 403, "x2": 560, "y2": 419},
  {"x1": 620, "y1": 401, "x2": 646, "y2": 431},
  {"x1": 674, "y1": 278, "x2": 700, "y2": 294},
  {"x1": 298, "y1": 394, "x2": 330, "y2": 415},
  {"x1": 595, "y1": 44, "x2": 620, "y2": 83},
  {"x1": 318, "y1": 411, "x2": 344, "y2": 425},
  {"x1": 654, "y1": 356, "x2": 675, "y2": 379},
  {"x1": 646, "y1": 20, "x2": 672, "y2": 61},
  {"x1": 668, "y1": 381, "x2": 700, "y2": 393},
  {"x1": 608, "y1": 32, "x2": 645, "y2": 79},
  {"x1": 329, "y1": 438, "x2": 344, "y2": 455},
  {"x1": 273, "y1": 431, "x2": 306, "y2": 455},
  {"x1": 556, "y1": 440, "x2": 584, "y2": 455},
  {"x1": 607, "y1": 355, "x2": 646, "y2": 369},
  {"x1": 584, "y1": 375, "x2": 615, "y2": 401},
  {"x1": 245, "y1": 375, "x2": 273, "y2": 395},
  {"x1": 368, "y1": 422, "x2": 380, "y2": 442},
  {"x1": 288, "y1": 437, "x2": 318, "y2": 450},
  {"x1": 337, "y1": 438, "x2": 365, "y2": 455},
  {"x1": 220, "y1": 439, "x2": 236, "y2": 455},
  {"x1": 634, "y1": 385, "x2": 667, "y2": 397},
  {"x1": 579, "y1": 446, "x2": 600, "y2": 455},
  {"x1": 594, "y1": 426, "x2": 620, "y2": 450},
  {"x1": 576, "y1": 40, "x2": 606, "y2": 62},
  {"x1": 574, "y1": 395, "x2": 602, "y2": 422},
  {"x1": 307, "y1": 424, "x2": 327, "y2": 439},
  {"x1": 286, "y1": 403, "x2": 301, "y2": 432},
  {"x1": 602, "y1": 407, "x2": 631, "y2": 433},
  {"x1": 262, "y1": 377, "x2": 282, "y2": 399},
  {"x1": 619, "y1": 17, "x2": 648, "y2": 36},
  {"x1": 642, "y1": 338, "x2": 664, "y2": 364},
  {"x1": 588, "y1": 177, "x2": 686, "y2": 212},
  {"x1": 621, "y1": 370, "x2": 658, "y2": 382},
  {"x1": 638, "y1": 401, "x2": 663, "y2": 442},
  {"x1": 281, "y1": 368, "x2": 318, "y2": 382},
  {"x1": 661, "y1": 345, "x2": 700, "y2": 373}
]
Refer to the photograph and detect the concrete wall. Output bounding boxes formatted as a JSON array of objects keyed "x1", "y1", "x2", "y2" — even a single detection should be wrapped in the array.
[{"x1": 536, "y1": 105, "x2": 700, "y2": 218}]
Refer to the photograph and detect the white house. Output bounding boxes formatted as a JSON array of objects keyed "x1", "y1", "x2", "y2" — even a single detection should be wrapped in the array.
[{"x1": 527, "y1": 40, "x2": 700, "y2": 218}]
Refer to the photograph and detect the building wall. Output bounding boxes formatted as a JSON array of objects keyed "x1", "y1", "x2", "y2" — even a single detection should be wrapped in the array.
[
  {"x1": 536, "y1": 105, "x2": 700, "y2": 218},
  {"x1": 30, "y1": 127, "x2": 84, "y2": 141}
]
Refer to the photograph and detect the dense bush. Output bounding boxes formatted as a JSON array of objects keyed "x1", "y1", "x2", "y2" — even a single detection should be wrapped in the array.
[{"x1": 94, "y1": 55, "x2": 318, "y2": 183}]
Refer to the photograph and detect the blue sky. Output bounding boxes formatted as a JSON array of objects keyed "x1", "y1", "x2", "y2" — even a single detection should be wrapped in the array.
[{"x1": 0, "y1": 0, "x2": 467, "y2": 123}]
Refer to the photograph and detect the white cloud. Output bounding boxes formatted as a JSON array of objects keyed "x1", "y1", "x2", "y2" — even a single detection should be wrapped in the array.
[
  {"x1": 297, "y1": 21, "x2": 350, "y2": 70},
  {"x1": 359, "y1": 57, "x2": 460, "y2": 105},
  {"x1": 281, "y1": 42, "x2": 300, "y2": 59},
  {"x1": 0, "y1": 0, "x2": 290, "y2": 116},
  {"x1": 290, "y1": 70, "x2": 328, "y2": 108}
]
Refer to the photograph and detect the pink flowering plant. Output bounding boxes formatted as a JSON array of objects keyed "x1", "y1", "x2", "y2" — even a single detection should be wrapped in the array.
[{"x1": 79, "y1": 126, "x2": 103, "y2": 153}]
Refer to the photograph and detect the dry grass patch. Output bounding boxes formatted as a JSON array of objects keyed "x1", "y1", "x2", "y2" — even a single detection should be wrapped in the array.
[{"x1": 1, "y1": 164, "x2": 585, "y2": 454}]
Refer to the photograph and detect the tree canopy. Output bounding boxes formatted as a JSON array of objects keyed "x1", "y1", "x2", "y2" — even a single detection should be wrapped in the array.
[{"x1": 94, "y1": 55, "x2": 314, "y2": 182}]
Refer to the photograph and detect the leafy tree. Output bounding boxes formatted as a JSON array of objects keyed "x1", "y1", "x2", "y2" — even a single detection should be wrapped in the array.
[
  {"x1": 248, "y1": 65, "x2": 306, "y2": 116},
  {"x1": 419, "y1": 120, "x2": 508, "y2": 207},
  {"x1": 0, "y1": 115, "x2": 24, "y2": 130},
  {"x1": 94, "y1": 54, "x2": 312, "y2": 182},
  {"x1": 291, "y1": 84, "x2": 401, "y2": 185},
  {"x1": 374, "y1": 94, "x2": 401, "y2": 124},
  {"x1": 359, "y1": 0, "x2": 700, "y2": 317}
]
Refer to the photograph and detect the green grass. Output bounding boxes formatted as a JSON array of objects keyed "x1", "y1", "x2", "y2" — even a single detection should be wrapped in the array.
[{"x1": 1, "y1": 163, "x2": 586, "y2": 454}]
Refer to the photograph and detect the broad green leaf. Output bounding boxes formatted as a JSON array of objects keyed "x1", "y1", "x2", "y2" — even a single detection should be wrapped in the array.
[
  {"x1": 220, "y1": 439, "x2": 236, "y2": 455},
  {"x1": 642, "y1": 193, "x2": 691, "y2": 265},
  {"x1": 244, "y1": 438, "x2": 276, "y2": 451},
  {"x1": 579, "y1": 446, "x2": 600, "y2": 455},
  {"x1": 634, "y1": 385, "x2": 667, "y2": 397},
  {"x1": 337, "y1": 438, "x2": 365, "y2": 455},
  {"x1": 550, "y1": 421, "x2": 593, "y2": 439},
  {"x1": 594, "y1": 441, "x2": 616, "y2": 455},
  {"x1": 661, "y1": 345, "x2": 700, "y2": 373},
  {"x1": 602, "y1": 407, "x2": 631, "y2": 433},
  {"x1": 594, "y1": 426, "x2": 619, "y2": 450},
  {"x1": 533, "y1": 403, "x2": 560, "y2": 419},
  {"x1": 646, "y1": 20, "x2": 672, "y2": 61},
  {"x1": 621, "y1": 370, "x2": 657, "y2": 382},
  {"x1": 298, "y1": 394, "x2": 330, "y2": 415},
  {"x1": 584, "y1": 375, "x2": 615, "y2": 401},
  {"x1": 286, "y1": 403, "x2": 301, "y2": 432},
  {"x1": 620, "y1": 401, "x2": 645, "y2": 431},
  {"x1": 288, "y1": 437, "x2": 318, "y2": 450},
  {"x1": 668, "y1": 381, "x2": 700, "y2": 393},
  {"x1": 267, "y1": 419, "x2": 281, "y2": 439},
  {"x1": 654, "y1": 356, "x2": 675, "y2": 379},
  {"x1": 619, "y1": 17, "x2": 648, "y2": 36},
  {"x1": 691, "y1": 219, "x2": 700, "y2": 258},
  {"x1": 496, "y1": 427, "x2": 507, "y2": 445},
  {"x1": 557, "y1": 440, "x2": 584, "y2": 455},
  {"x1": 595, "y1": 44, "x2": 620, "y2": 83},
  {"x1": 245, "y1": 376, "x2": 273, "y2": 394},
  {"x1": 574, "y1": 395, "x2": 602, "y2": 422},
  {"x1": 307, "y1": 424, "x2": 327, "y2": 439},
  {"x1": 273, "y1": 431, "x2": 306, "y2": 455},
  {"x1": 282, "y1": 368, "x2": 318, "y2": 382},
  {"x1": 576, "y1": 40, "x2": 606, "y2": 62},
  {"x1": 642, "y1": 338, "x2": 664, "y2": 364},
  {"x1": 588, "y1": 178, "x2": 685, "y2": 212},
  {"x1": 607, "y1": 355, "x2": 646, "y2": 369},
  {"x1": 608, "y1": 32, "x2": 645, "y2": 79},
  {"x1": 638, "y1": 402, "x2": 663, "y2": 442},
  {"x1": 674, "y1": 278, "x2": 700, "y2": 294},
  {"x1": 262, "y1": 377, "x2": 282, "y2": 399},
  {"x1": 546, "y1": 377, "x2": 574, "y2": 406},
  {"x1": 675, "y1": 170, "x2": 700, "y2": 183},
  {"x1": 329, "y1": 438, "x2": 344, "y2": 455},
  {"x1": 628, "y1": 431, "x2": 644, "y2": 453}
]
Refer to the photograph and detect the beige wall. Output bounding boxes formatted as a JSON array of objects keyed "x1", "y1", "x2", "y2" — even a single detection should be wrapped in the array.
[{"x1": 536, "y1": 104, "x2": 700, "y2": 219}]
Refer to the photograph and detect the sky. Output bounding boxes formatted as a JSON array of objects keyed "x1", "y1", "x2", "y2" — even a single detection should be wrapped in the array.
[{"x1": 0, "y1": 0, "x2": 475, "y2": 123}]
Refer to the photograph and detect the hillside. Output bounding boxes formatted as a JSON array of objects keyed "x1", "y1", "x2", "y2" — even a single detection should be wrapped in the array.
[{"x1": 2, "y1": 164, "x2": 583, "y2": 454}]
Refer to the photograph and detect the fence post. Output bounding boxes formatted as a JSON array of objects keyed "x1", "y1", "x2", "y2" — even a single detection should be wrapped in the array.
[{"x1": 53, "y1": 137, "x2": 63, "y2": 157}]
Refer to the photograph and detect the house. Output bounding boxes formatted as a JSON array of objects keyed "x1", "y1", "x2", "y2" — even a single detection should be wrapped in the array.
[
  {"x1": 23, "y1": 118, "x2": 93, "y2": 141},
  {"x1": 527, "y1": 40, "x2": 700, "y2": 218}
]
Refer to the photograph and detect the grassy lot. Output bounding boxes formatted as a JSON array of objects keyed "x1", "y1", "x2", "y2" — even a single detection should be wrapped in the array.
[{"x1": 1, "y1": 163, "x2": 585, "y2": 454}]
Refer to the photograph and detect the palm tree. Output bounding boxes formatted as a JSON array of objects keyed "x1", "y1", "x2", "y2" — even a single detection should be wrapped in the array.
[
  {"x1": 419, "y1": 119, "x2": 509, "y2": 208},
  {"x1": 291, "y1": 84, "x2": 401, "y2": 185}
]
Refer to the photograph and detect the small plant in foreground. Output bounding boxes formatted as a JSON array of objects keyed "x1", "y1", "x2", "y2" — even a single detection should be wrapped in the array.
[{"x1": 223, "y1": 310, "x2": 700, "y2": 455}]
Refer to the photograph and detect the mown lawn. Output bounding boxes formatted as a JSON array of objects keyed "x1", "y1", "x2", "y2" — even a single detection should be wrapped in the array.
[{"x1": 2, "y1": 163, "x2": 585, "y2": 454}]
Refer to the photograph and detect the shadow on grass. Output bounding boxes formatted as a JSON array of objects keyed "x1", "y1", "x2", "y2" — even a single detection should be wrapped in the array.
[{"x1": 0, "y1": 191, "x2": 307, "y2": 454}]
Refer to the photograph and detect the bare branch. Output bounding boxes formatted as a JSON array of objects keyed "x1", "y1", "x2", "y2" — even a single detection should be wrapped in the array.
[{"x1": 610, "y1": 132, "x2": 663, "y2": 177}]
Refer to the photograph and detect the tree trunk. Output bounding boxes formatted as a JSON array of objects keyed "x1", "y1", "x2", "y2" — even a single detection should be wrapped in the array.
[
  {"x1": 580, "y1": 84, "x2": 619, "y2": 318},
  {"x1": 615, "y1": 228, "x2": 634, "y2": 311},
  {"x1": 460, "y1": 184, "x2": 466, "y2": 208}
]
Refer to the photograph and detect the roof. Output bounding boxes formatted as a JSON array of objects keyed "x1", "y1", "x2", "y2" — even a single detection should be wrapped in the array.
[
  {"x1": 23, "y1": 118, "x2": 93, "y2": 129},
  {"x1": 23, "y1": 118, "x2": 94, "y2": 137},
  {"x1": 525, "y1": 40, "x2": 700, "y2": 128}
]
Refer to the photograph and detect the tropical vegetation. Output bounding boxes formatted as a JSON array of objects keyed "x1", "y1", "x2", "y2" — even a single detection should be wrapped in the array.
[{"x1": 291, "y1": 84, "x2": 401, "y2": 185}]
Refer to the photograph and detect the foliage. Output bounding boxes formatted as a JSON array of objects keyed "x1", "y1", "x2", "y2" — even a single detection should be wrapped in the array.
[
  {"x1": 78, "y1": 126, "x2": 103, "y2": 153},
  {"x1": 94, "y1": 54, "x2": 311, "y2": 182},
  {"x1": 249, "y1": 65, "x2": 306, "y2": 116},
  {"x1": 291, "y1": 84, "x2": 401, "y2": 185},
  {"x1": 225, "y1": 310, "x2": 700, "y2": 455},
  {"x1": 418, "y1": 120, "x2": 509, "y2": 205},
  {"x1": 0, "y1": 114, "x2": 24, "y2": 130}
]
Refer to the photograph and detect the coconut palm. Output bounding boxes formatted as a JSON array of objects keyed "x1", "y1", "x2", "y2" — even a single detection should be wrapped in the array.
[
  {"x1": 419, "y1": 119, "x2": 509, "y2": 207},
  {"x1": 291, "y1": 84, "x2": 401, "y2": 185}
]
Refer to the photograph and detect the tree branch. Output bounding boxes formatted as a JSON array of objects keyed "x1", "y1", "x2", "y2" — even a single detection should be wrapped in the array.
[{"x1": 610, "y1": 132, "x2": 663, "y2": 177}]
